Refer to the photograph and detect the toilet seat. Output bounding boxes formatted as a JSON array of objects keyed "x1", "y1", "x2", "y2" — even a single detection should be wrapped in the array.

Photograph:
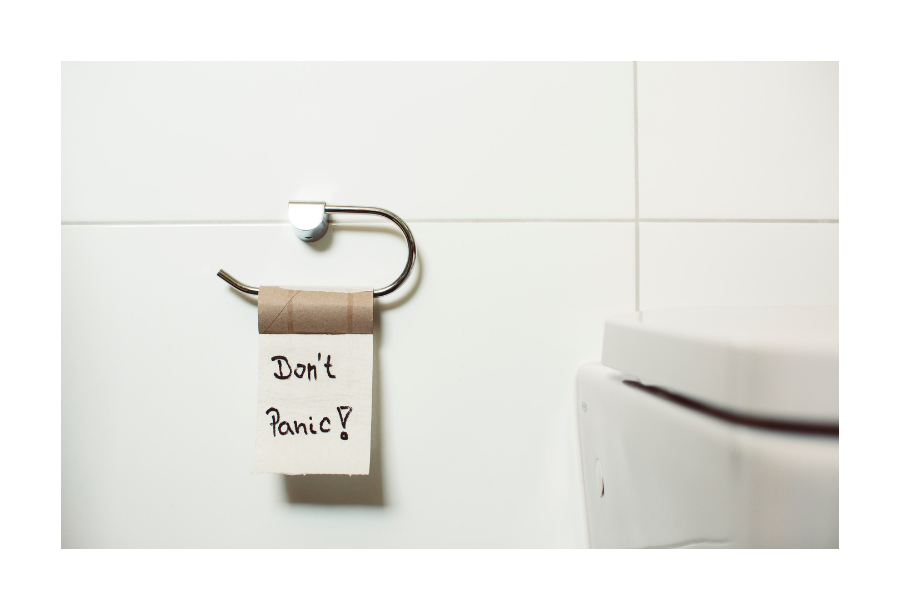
[
  {"x1": 601, "y1": 306, "x2": 838, "y2": 422},
  {"x1": 577, "y1": 305, "x2": 839, "y2": 548}
]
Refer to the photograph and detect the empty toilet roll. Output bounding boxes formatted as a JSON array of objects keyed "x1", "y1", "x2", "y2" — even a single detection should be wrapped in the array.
[
  {"x1": 253, "y1": 286, "x2": 374, "y2": 475},
  {"x1": 258, "y1": 286, "x2": 374, "y2": 335}
]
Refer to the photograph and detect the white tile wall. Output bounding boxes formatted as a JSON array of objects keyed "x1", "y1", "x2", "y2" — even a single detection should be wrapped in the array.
[
  {"x1": 62, "y1": 62, "x2": 838, "y2": 547},
  {"x1": 62, "y1": 223, "x2": 634, "y2": 547},
  {"x1": 639, "y1": 222, "x2": 838, "y2": 310},
  {"x1": 62, "y1": 62, "x2": 635, "y2": 222},
  {"x1": 637, "y1": 62, "x2": 838, "y2": 220}
]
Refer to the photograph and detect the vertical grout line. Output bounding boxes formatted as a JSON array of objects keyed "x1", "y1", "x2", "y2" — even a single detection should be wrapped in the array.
[{"x1": 633, "y1": 61, "x2": 640, "y2": 312}]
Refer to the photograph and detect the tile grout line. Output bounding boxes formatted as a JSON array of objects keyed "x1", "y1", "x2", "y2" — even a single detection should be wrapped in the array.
[
  {"x1": 634, "y1": 61, "x2": 640, "y2": 312},
  {"x1": 638, "y1": 218, "x2": 839, "y2": 223},
  {"x1": 60, "y1": 218, "x2": 841, "y2": 227},
  {"x1": 59, "y1": 219, "x2": 639, "y2": 226}
]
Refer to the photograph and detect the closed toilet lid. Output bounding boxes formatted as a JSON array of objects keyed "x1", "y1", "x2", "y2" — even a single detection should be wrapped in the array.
[{"x1": 601, "y1": 306, "x2": 838, "y2": 422}]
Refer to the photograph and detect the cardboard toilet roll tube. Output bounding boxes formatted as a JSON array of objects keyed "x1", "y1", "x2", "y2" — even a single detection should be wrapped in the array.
[{"x1": 258, "y1": 286, "x2": 374, "y2": 335}]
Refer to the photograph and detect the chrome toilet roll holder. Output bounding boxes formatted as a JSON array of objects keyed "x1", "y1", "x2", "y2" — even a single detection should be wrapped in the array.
[{"x1": 217, "y1": 201, "x2": 417, "y2": 298}]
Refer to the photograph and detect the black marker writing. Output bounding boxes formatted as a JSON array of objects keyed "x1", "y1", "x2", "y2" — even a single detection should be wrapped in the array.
[
  {"x1": 271, "y1": 355, "x2": 337, "y2": 381},
  {"x1": 267, "y1": 410, "x2": 344, "y2": 440},
  {"x1": 271, "y1": 357, "x2": 292, "y2": 380},
  {"x1": 267, "y1": 407, "x2": 280, "y2": 437},
  {"x1": 337, "y1": 406, "x2": 352, "y2": 440}
]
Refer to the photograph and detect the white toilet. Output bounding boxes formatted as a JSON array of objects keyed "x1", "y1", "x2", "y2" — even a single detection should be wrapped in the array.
[{"x1": 577, "y1": 306, "x2": 838, "y2": 548}]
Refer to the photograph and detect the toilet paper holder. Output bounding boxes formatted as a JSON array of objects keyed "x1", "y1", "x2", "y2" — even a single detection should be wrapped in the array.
[{"x1": 217, "y1": 201, "x2": 417, "y2": 298}]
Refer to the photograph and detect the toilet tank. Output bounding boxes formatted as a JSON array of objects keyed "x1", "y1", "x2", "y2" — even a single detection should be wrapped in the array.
[{"x1": 577, "y1": 306, "x2": 838, "y2": 548}]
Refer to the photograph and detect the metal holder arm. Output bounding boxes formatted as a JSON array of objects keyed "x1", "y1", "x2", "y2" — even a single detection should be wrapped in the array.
[{"x1": 217, "y1": 202, "x2": 417, "y2": 298}]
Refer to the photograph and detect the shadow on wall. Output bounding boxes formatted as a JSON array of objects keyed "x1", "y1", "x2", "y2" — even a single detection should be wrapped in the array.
[{"x1": 281, "y1": 227, "x2": 423, "y2": 506}]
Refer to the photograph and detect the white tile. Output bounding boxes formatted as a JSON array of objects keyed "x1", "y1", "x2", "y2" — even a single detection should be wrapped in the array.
[
  {"x1": 639, "y1": 223, "x2": 838, "y2": 310},
  {"x1": 63, "y1": 62, "x2": 635, "y2": 223},
  {"x1": 62, "y1": 221, "x2": 634, "y2": 547},
  {"x1": 637, "y1": 62, "x2": 838, "y2": 219}
]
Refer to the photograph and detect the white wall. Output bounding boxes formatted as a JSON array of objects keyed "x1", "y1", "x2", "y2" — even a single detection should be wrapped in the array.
[{"x1": 61, "y1": 62, "x2": 838, "y2": 548}]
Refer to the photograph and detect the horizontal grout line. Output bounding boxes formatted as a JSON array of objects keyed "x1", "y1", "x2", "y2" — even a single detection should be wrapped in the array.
[
  {"x1": 63, "y1": 220, "x2": 293, "y2": 227},
  {"x1": 639, "y1": 218, "x2": 839, "y2": 224},
  {"x1": 403, "y1": 218, "x2": 636, "y2": 223},
  {"x1": 62, "y1": 218, "x2": 840, "y2": 227},
  {"x1": 60, "y1": 218, "x2": 634, "y2": 226}
]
